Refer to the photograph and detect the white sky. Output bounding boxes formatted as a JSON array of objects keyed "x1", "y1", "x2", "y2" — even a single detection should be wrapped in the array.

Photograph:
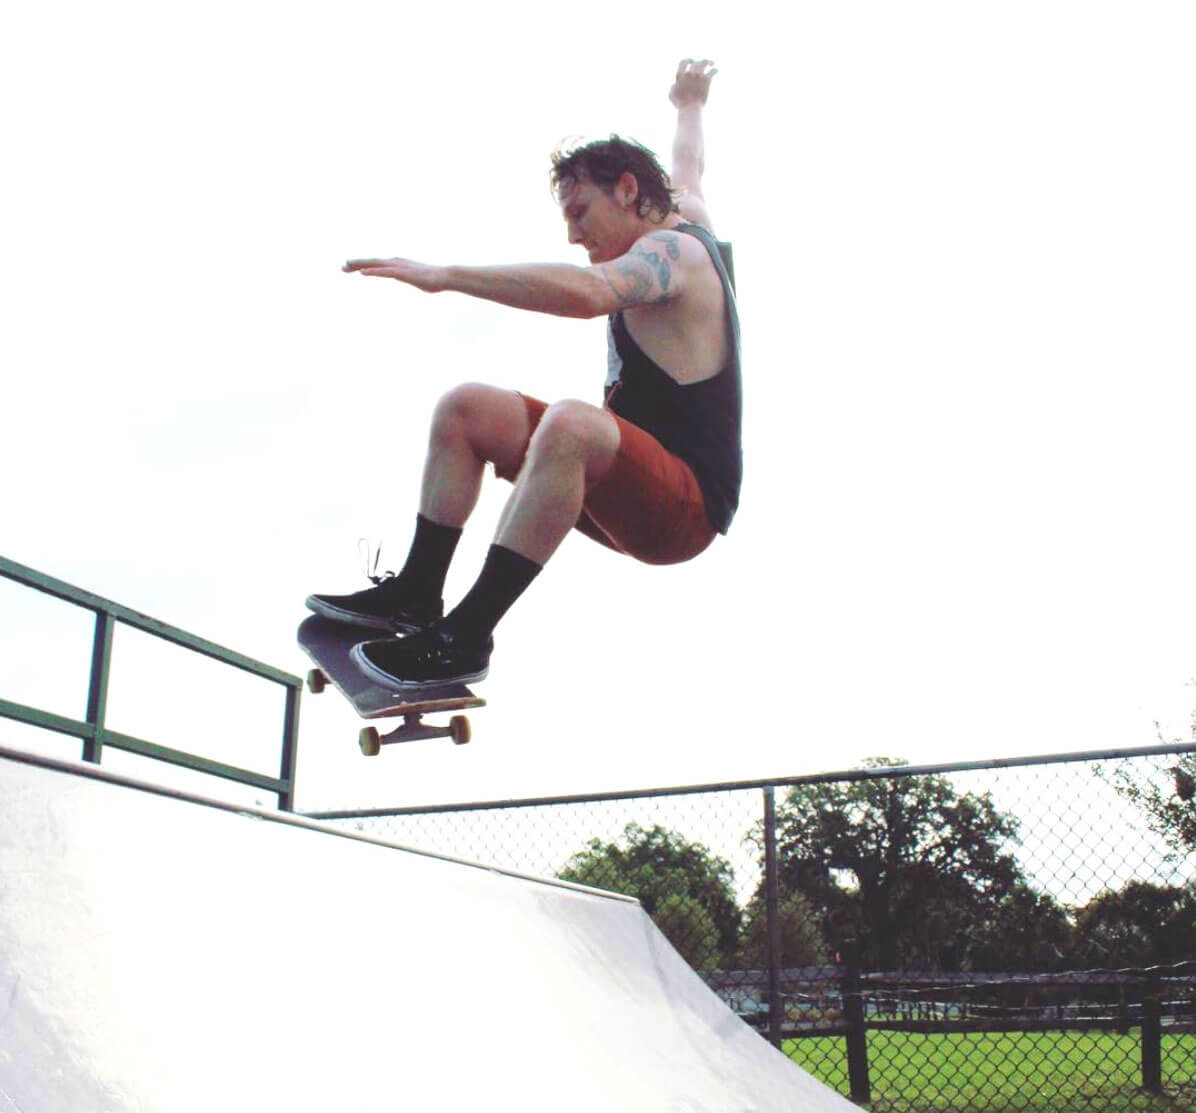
[{"x1": 2, "y1": 1, "x2": 1193, "y2": 813}]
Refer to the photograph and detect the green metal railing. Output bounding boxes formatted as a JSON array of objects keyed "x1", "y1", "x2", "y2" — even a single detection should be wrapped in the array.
[{"x1": 0, "y1": 555, "x2": 301, "y2": 810}]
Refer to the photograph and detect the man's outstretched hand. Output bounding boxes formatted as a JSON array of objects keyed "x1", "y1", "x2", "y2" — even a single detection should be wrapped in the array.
[
  {"x1": 343, "y1": 257, "x2": 448, "y2": 292},
  {"x1": 669, "y1": 58, "x2": 717, "y2": 109}
]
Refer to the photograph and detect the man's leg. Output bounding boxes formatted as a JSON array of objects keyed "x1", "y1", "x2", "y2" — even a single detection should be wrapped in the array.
[
  {"x1": 419, "y1": 383, "x2": 535, "y2": 529},
  {"x1": 445, "y1": 399, "x2": 619, "y2": 636},
  {"x1": 352, "y1": 400, "x2": 620, "y2": 686},
  {"x1": 306, "y1": 384, "x2": 533, "y2": 631},
  {"x1": 492, "y1": 399, "x2": 620, "y2": 563}
]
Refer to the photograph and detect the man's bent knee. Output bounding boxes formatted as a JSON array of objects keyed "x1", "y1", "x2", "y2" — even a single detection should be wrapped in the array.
[
  {"x1": 431, "y1": 382, "x2": 503, "y2": 432},
  {"x1": 429, "y1": 384, "x2": 532, "y2": 474},
  {"x1": 529, "y1": 399, "x2": 619, "y2": 483}
]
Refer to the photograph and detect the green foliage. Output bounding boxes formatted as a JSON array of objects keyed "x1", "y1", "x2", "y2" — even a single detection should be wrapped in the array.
[
  {"x1": 558, "y1": 823, "x2": 741, "y2": 970},
  {"x1": 766, "y1": 758, "x2": 1025, "y2": 971},
  {"x1": 1110, "y1": 747, "x2": 1196, "y2": 856},
  {"x1": 966, "y1": 883, "x2": 1073, "y2": 973},
  {"x1": 738, "y1": 891, "x2": 829, "y2": 970},
  {"x1": 1071, "y1": 880, "x2": 1196, "y2": 968},
  {"x1": 557, "y1": 757, "x2": 1196, "y2": 981},
  {"x1": 651, "y1": 893, "x2": 721, "y2": 970}
]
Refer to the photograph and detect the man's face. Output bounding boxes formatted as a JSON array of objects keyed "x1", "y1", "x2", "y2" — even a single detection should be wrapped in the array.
[{"x1": 560, "y1": 174, "x2": 636, "y2": 264}]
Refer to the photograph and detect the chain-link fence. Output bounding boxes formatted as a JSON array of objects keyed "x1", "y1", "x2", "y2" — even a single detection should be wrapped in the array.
[{"x1": 310, "y1": 743, "x2": 1196, "y2": 1111}]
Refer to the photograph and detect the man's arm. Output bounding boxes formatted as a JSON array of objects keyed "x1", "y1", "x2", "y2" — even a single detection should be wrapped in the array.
[
  {"x1": 669, "y1": 58, "x2": 717, "y2": 233},
  {"x1": 344, "y1": 231, "x2": 689, "y2": 319}
]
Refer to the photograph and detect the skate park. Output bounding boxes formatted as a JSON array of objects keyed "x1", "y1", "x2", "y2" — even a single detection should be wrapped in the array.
[
  {"x1": 0, "y1": 557, "x2": 861, "y2": 1112},
  {"x1": 4, "y1": 6, "x2": 1194, "y2": 1109},
  {"x1": 3, "y1": 554, "x2": 1194, "y2": 1110}
]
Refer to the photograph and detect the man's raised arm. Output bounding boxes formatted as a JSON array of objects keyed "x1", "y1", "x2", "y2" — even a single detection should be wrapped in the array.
[
  {"x1": 343, "y1": 232, "x2": 688, "y2": 319},
  {"x1": 669, "y1": 58, "x2": 717, "y2": 233}
]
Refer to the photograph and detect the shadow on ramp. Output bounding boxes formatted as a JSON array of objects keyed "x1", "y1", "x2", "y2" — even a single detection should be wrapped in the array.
[{"x1": 0, "y1": 746, "x2": 858, "y2": 1112}]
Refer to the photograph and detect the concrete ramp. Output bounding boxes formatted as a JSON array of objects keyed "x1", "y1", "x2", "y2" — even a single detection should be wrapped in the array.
[{"x1": 0, "y1": 748, "x2": 857, "y2": 1112}]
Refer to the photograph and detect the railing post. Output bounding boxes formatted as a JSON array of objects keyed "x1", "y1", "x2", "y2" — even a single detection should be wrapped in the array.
[
  {"x1": 841, "y1": 938, "x2": 872, "y2": 1104},
  {"x1": 763, "y1": 786, "x2": 782, "y2": 1048},
  {"x1": 1141, "y1": 989, "x2": 1162, "y2": 1093},
  {"x1": 84, "y1": 611, "x2": 114, "y2": 764},
  {"x1": 278, "y1": 684, "x2": 302, "y2": 812}
]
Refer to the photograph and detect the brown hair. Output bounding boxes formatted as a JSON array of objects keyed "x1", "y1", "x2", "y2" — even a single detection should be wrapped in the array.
[{"x1": 550, "y1": 134, "x2": 678, "y2": 221}]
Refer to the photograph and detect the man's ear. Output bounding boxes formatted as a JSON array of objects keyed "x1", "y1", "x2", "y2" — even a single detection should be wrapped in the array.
[{"x1": 616, "y1": 171, "x2": 640, "y2": 210}]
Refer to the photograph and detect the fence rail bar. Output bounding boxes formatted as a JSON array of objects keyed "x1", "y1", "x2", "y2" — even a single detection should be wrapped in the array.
[
  {"x1": 785, "y1": 1018, "x2": 1180, "y2": 1037},
  {"x1": 1, "y1": 698, "x2": 88, "y2": 740},
  {"x1": 862, "y1": 976, "x2": 1196, "y2": 989},
  {"x1": 0, "y1": 555, "x2": 299, "y2": 688},
  {"x1": 0, "y1": 696, "x2": 288, "y2": 795},
  {"x1": 303, "y1": 739, "x2": 1196, "y2": 821}
]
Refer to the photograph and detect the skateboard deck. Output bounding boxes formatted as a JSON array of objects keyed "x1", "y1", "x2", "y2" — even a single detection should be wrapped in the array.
[{"x1": 297, "y1": 615, "x2": 485, "y2": 755}]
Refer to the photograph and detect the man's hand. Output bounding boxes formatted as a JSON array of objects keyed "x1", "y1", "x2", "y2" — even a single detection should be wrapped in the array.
[
  {"x1": 669, "y1": 58, "x2": 717, "y2": 231},
  {"x1": 343, "y1": 257, "x2": 449, "y2": 292},
  {"x1": 344, "y1": 256, "x2": 612, "y2": 318},
  {"x1": 669, "y1": 58, "x2": 717, "y2": 109}
]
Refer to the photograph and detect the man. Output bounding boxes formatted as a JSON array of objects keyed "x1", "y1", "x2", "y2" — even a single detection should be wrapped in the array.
[{"x1": 307, "y1": 58, "x2": 741, "y2": 688}]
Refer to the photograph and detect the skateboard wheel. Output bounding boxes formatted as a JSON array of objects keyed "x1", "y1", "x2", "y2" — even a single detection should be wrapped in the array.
[
  {"x1": 307, "y1": 669, "x2": 327, "y2": 695},
  {"x1": 450, "y1": 715, "x2": 471, "y2": 746},
  {"x1": 359, "y1": 726, "x2": 381, "y2": 757}
]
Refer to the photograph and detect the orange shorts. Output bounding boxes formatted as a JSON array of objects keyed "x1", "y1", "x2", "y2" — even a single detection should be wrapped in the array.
[{"x1": 496, "y1": 394, "x2": 716, "y2": 566}]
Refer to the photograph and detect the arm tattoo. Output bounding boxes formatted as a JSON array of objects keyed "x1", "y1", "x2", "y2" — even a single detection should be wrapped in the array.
[{"x1": 601, "y1": 232, "x2": 683, "y2": 308}]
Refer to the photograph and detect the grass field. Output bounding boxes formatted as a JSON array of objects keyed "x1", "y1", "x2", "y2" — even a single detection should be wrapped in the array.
[{"x1": 783, "y1": 1030, "x2": 1196, "y2": 1111}]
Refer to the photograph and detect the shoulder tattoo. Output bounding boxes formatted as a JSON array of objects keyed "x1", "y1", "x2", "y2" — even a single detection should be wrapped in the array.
[{"x1": 600, "y1": 232, "x2": 684, "y2": 308}]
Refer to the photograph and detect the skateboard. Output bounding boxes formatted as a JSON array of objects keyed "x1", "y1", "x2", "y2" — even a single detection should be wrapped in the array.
[{"x1": 297, "y1": 615, "x2": 485, "y2": 756}]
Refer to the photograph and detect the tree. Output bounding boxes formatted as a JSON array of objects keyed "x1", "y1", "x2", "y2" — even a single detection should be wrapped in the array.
[
  {"x1": 738, "y1": 890, "x2": 830, "y2": 970},
  {"x1": 558, "y1": 823, "x2": 741, "y2": 970},
  {"x1": 1071, "y1": 880, "x2": 1196, "y2": 968},
  {"x1": 966, "y1": 883, "x2": 1073, "y2": 972},
  {"x1": 1108, "y1": 713, "x2": 1196, "y2": 855},
  {"x1": 761, "y1": 758, "x2": 1025, "y2": 971}
]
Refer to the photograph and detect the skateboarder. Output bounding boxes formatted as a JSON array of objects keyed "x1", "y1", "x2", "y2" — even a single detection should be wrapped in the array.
[{"x1": 307, "y1": 58, "x2": 741, "y2": 689}]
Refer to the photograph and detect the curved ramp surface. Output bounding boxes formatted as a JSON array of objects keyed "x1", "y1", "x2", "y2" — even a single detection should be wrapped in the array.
[{"x1": 0, "y1": 748, "x2": 858, "y2": 1112}]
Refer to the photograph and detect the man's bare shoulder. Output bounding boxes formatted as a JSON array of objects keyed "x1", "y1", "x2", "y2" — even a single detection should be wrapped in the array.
[
  {"x1": 667, "y1": 225, "x2": 725, "y2": 292},
  {"x1": 676, "y1": 194, "x2": 715, "y2": 235},
  {"x1": 594, "y1": 231, "x2": 678, "y2": 309},
  {"x1": 591, "y1": 226, "x2": 717, "y2": 313},
  {"x1": 638, "y1": 227, "x2": 718, "y2": 282}
]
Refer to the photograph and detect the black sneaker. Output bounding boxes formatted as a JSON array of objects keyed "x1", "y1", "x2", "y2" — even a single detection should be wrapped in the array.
[
  {"x1": 305, "y1": 576, "x2": 442, "y2": 634},
  {"x1": 350, "y1": 622, "x2": 492, "y2": 689}
]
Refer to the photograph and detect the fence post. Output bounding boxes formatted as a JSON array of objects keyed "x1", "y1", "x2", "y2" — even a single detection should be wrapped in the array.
[
  {"x1": 841, "y1": 937, "x2": 871, "y2": 1104},
  {"x1": 763, "y1": 787, "x2": 782, "y2": 1049},
  {"x1": 1141, "y1": 989, "x2": 1162, "y2": 1093},
  {"x1": 84, "y1": 611, "x2": 114, "y2": 764}
]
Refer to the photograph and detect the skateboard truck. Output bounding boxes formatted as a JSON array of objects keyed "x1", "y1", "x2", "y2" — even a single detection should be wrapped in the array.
[
  {"x1": 359, "y1": 712, "x2": 471, "y2": 755},
  {"x1": 306, "y1": 667, "x2": 473, "y2": 754}
]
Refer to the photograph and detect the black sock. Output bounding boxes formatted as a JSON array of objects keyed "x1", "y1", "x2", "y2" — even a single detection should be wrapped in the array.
[
  {"x1": 445, "y1": 545, "x2": 542, "y2": 644},
  {"x1": 394, "y1": 514, "x2": 462, "y2": 601}
]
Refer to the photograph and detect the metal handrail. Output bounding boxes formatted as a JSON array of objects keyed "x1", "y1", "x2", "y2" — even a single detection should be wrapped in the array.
[{"x1": 0, "y1": 554, "x2": 301, "y2": 810}]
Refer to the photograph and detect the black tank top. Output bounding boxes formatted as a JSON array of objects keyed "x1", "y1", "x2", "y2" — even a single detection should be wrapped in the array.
[{"x1": 604, "y1": 223, "x2": 742, "y2": 534}]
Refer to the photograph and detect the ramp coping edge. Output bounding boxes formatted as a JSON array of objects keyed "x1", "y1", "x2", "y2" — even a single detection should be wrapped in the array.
[{"x1": 0, "y1": 743, "x2": 637, "y2": 905}]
